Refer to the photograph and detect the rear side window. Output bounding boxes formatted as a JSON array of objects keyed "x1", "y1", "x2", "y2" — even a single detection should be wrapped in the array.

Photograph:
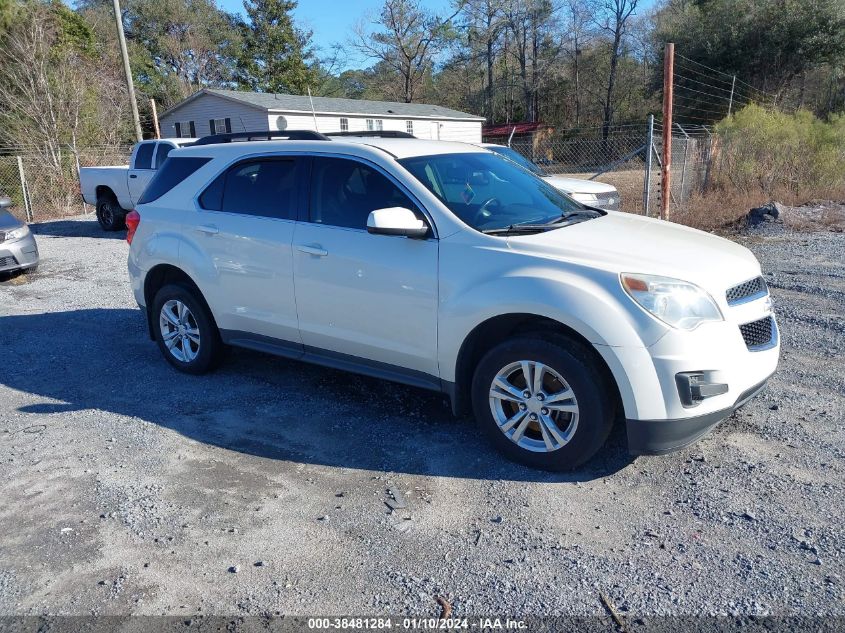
[
  {"x1": 199, "y1": 159, "x2": 300, "y2": 219},
  {"x1": 155, "y1": 143, "x2": 176, "y2": 169},
  {"x1": 137, "y1": 157, "x2": 211, "y2": 204},
  {"x1": 134, "y1": 143, "x2": 155, "y2": 170}
]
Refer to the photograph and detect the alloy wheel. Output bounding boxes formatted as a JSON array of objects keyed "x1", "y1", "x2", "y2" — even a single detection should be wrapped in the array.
[
  {"x1": 488, "y1": 360, "x2": 579, "y2": 453},
  {"x1": 159, "y1": 299, "x2": 201, "y2": 363}
]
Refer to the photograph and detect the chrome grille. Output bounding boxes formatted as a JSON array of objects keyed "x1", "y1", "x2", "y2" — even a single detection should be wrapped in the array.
[
  {"x1": 739, "y1": 316, "x2": 775, "y2": 350},
  {"x1": 595, "y1": 191, "x2": 620, "y2": 211},
  {"x1": 726, "y1": 276, "x2": 767, "y2": 305},
  {"x1": 0, "y1": 255, "x2": 18, "y2": 268}
]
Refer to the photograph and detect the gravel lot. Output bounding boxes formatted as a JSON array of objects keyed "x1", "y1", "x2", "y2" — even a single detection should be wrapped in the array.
[{"x1": 0, "y1": 215, "x2": 843, "y2": 619}]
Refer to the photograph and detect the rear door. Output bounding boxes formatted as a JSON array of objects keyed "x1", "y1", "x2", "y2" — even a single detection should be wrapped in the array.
[
  {"x1": 127, "y1": 142, "x2": 157, "y2": 206},
  {"x1": 191, "y1": 156, "x2": 305, "y2": 349}
]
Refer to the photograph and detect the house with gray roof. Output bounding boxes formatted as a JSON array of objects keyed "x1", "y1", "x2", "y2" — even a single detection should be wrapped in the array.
[{"x1": 158, "y1": 88, "x2": 485, "y2": 142}]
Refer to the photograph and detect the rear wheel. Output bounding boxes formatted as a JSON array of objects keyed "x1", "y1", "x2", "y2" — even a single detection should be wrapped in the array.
[
  {"x1": 471, "y1": 335, "x2": 614, "y2": 471},
  {"x1": 96, "y1": 194, "x2": 126, "y2": 231},
  {"x1": 152, "y1": 284, "x2": 223, "y2": 374}
]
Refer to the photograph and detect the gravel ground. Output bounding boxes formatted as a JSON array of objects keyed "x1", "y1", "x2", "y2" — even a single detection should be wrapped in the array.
[{"x1": 0, "y1": 215, "x2": 843, "y2": 619}]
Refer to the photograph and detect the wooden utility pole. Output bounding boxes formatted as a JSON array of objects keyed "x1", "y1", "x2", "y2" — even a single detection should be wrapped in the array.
[
  {"x1": 661, "y1": 42, "x2": 674, "y2": 221},
  {"x1": 727, "y1": 75, "x2": 736, "y2": 116},
  {"x1": 150, "y1": 98, "x2": 161, "y2": 139},
  {"x1": 113, "y1": 0, "x2": 143, "y2": 142}
]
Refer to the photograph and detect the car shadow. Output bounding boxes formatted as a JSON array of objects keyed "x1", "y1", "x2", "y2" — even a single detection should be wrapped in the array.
[
  {"x1": 29, "y1": 219, "x2": 124, "y2": 240},
  {"x1": 1, "y1": 308, "x2": 635, "y2": 482}
]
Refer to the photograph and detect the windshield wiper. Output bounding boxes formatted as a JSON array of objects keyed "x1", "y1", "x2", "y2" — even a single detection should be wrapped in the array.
[{"x1": 481, "y1": 224, "x2": 558, "y2": 235}]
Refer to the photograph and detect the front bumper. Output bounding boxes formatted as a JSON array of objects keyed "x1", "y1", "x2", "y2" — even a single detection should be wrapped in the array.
[
  {"x1": 0, "y1": 232, "x2": 39, "y2": 272},
  {"x1": 626, "y1": 375, "x2": 771, "y2": 455}
]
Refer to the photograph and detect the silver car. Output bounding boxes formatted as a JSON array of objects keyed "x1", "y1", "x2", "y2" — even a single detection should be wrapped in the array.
[{"x1": 0, "y1": 196, "x2": 38, "y2": 274}]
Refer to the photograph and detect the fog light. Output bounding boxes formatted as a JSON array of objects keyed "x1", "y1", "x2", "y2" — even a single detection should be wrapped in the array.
[{"x1": 676, "y1": 372, "x2": 728, "y2": 407}]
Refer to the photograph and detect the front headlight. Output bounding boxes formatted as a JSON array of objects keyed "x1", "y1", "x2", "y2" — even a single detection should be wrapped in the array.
[
  {"x1": 4, "y1": 225, "x2": 30, "y2": 242},
  {"x1": 621, "y1": 273, "x2": 723, "y2": 331},
  {"x1": 570, "y1": 193, "x2": 598, "y2": 204}
]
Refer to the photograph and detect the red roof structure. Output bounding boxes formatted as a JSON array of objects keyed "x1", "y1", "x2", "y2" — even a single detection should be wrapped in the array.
[{"x1": 482, "y1": 121, "x2": 551, "y2": 136}]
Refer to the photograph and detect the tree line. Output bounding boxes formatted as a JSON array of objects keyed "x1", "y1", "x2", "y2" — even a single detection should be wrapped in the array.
[{"x1": 1, "y1": 0, "x2": 844, "y2": 152}]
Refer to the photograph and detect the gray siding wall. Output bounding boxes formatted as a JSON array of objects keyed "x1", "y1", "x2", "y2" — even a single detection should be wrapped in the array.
[
  {"x1": 160, "y1": 93, "x2": 483, "y2": 142},
  {"x1": 159, "y1": 93, "x2": 270, "y2": 138},
  {"x1": 271, "y1": 113, "x2": 482, "y2": 142}
]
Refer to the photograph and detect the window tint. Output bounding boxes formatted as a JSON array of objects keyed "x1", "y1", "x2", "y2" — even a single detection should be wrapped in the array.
[
  {"x1": 155, "y1": 143, "x2": 175, "y2": 169},
  {"x1": 198, "y1": 172, "x2": 225, "y2": 211},
  {"x1": 137, "y1": 157, "x2": 211, "y2": 204},
  {"x1": 219, "y1": 159, "x2": 299, "y2": 219},
  {"x1": 134, "y1": 143, "x2": 155, "y2": 169},
  {"x1": 309, "y1": 157, "x2": 416, "y2": 229}
]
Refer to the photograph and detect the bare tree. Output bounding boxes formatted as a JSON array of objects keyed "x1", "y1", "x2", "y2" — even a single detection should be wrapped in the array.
[
  {"x1": 563, "y1": 0, "x2": 594, "y2": 126},
  {"x1": 462, "y1": 0, "x2": 507, "y2": 119},
  {"x1": 503, "y1": 0, "x2": 561, "y2": 122},
  {"x1": 595, "y1": 0, "x2": 639, "y2": 138},
  {"x1": 354, "y1": 0, "x2": 462, "y2": 103}
]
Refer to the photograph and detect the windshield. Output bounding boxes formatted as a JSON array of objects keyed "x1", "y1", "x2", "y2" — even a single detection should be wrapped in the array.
[
  {"x1": 399, "y1": 152, "x2": 594, "y2": 232},
  {"x1": 484, "y1": 145, "x2": 546, "y2": 176}
]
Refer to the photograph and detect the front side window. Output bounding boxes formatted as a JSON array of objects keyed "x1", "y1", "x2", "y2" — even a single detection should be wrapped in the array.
[
  {"x1": 204, "y1": 159, "x2": 300, "y2": 219},
  {"x1": 399, "y1": 152, "x2": 595, "y2": 233},
  {"x1": 309, "y1": 157, "x2": 417, "y2": 230},
  {"x1": 134, "y1": 143, "x2": 155, "y2": 169}
]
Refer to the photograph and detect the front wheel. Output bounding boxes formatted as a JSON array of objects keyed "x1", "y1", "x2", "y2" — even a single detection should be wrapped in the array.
[
  {"x1": 151, "y1": 284, "x2": 224, "y2": 374},
  {"x1": 471, "y1": 336, "x2": 614, "y2": 471}
]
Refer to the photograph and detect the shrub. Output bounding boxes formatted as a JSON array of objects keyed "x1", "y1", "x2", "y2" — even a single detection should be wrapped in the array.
[{"x1": 714, "y1": 104, "x2": 845, "y2": 198}]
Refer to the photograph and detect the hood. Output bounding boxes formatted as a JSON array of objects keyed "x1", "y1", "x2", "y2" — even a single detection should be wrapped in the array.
[
  {"x1": 506, "y1": 210, "x2": 761, "y2": 296},
  {"x1": 0, "y1": 210, "x2": 24, "y2": 230},
  {"x1": 543, "y1": 175, "x2": 616, "y2": 195}
]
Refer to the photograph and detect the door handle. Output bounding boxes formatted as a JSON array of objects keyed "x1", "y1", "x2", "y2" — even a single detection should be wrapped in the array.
[
  {"x1": 196, "y1": 224, "x2": 219, "y2": 235},
  {"x1": 296, "y1": 243, "x2": 328, "y2": 257},
  {"x1": 129, "y1": 174, "x2": 137, "y2": 179}
]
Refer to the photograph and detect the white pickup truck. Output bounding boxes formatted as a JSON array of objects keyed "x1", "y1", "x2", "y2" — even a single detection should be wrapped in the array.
[{"x1": 80, "y1": 138, "x2": 196, "y2": 230}]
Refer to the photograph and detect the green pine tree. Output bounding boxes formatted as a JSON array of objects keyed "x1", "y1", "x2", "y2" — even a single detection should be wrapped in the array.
[{"x1": 237, "y1": 0, "x2": 318, "y2": 94}]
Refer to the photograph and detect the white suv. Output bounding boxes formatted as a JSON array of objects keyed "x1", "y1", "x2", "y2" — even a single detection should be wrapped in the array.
[{"x1": 126, "y1": 133, "x2": 779, "y2": 471}]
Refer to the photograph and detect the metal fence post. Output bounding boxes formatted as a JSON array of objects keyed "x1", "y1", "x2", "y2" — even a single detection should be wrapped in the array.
[
  {"x1": 16, "y1": 156, "x2": 33, "y2": 222},
  {"x1": 643, "y1": 115, "x2": 654, "y2": 216}
]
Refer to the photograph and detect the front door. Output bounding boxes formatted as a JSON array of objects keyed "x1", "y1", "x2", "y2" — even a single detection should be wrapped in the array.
[
  {"x1": 292, "y1": 156, "x2": 439, "y2": 379},
  {"x1": 128, "y1": 142, "x2": 157, "y2": 207},
  {"x1": 189, "y1": 156, "x2": 305, "y2": 348}
]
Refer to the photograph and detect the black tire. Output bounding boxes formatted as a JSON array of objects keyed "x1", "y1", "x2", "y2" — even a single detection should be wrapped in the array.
[
  {"x1": 471, "y1": 335, "x2": 615, "y2": 471},
  {"x1": 96, "y1": 194, "x2": 126, "y2": 231},
  {"x1": 151, "y1": 283, "x2": 224, "y2": 374}
]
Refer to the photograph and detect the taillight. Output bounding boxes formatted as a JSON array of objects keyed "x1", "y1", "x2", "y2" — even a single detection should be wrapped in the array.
[{"x1": 126, "y1": 210, "x2": 140, "y2": 244}]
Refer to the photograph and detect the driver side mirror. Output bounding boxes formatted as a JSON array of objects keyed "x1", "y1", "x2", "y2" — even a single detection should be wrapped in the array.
[
  {"x1": 0, "y1": 195, "x2": 14, "y2": 209},
  {"x1": 367, "y1": 207, "x2": 429, "y2": 238}
]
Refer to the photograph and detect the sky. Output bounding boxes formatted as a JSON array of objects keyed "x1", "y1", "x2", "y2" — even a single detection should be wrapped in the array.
[{"x1": 216, "y1": 0, "x2": 458, "y2": 70}]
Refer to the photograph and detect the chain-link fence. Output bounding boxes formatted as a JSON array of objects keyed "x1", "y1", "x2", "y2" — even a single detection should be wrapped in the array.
[
  {"x1": 1, "y1": 129, "x2": 716, "y2": 224},
  {"x1": 0, "y1": 146, "x2": 133, "y2": 223},
  {"x1": 483, "y1": 120, "x2": 716, "y2": 217}
]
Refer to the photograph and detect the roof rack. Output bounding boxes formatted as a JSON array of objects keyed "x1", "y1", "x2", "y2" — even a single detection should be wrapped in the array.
[
  {"x1": 193, "y1": 130, "x2": 330, "y2": 145},
  {"x1": 326, "y1": 131, "x2": 417, "y2": 139}
]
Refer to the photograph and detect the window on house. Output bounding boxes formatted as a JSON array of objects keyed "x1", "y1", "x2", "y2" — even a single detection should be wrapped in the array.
[
  {"x1": 406, "y1": 120, "x2": 414, "y2": 135},
  {"x1": 210, "y1": 118, "x2": 230, "y2": 134},
  {"x1": 366, "y1": 119, "x2": 384, "y2": 131},
  {"x1": 175, "y1": 121, "x2": 195, "y2": 138},
  {"x1": 340, "y1": 118, "x2": 349, "y2": 132}
]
